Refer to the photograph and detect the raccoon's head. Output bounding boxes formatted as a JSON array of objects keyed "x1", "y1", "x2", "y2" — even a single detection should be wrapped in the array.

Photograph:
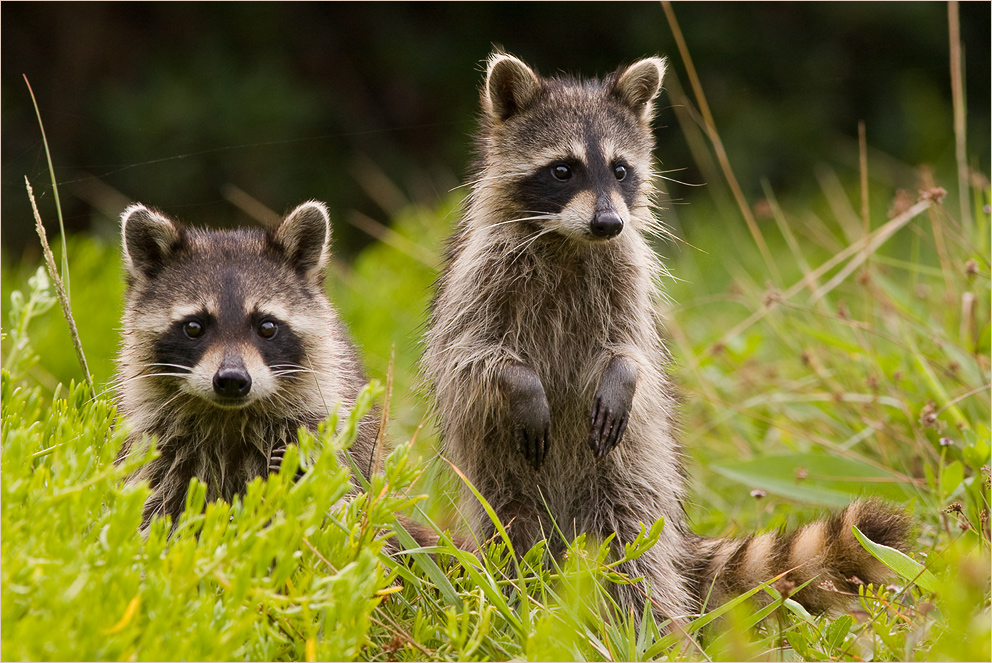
[
  {"x1": 476, "y1": 52, "x2": 666, "y2": 243},
  {"x1": 120, "y1": 201, "x2": 334, "y2": 412}
]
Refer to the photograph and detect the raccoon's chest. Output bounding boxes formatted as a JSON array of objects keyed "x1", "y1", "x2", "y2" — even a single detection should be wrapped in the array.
[
  {"x1": 207, "y1": 441, "x2": 268, "y2": 501},
  {"x1": 163, "y1": 410, "x2": 297, "y2": 495},
  {"x1": 503, "y1": 257, "x2": 624, "y2": 377}
]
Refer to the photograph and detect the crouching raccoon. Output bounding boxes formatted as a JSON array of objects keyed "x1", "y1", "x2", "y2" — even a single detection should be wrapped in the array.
[{"x1": 114, "y1": 201, "x2": 378, "y2": 530}]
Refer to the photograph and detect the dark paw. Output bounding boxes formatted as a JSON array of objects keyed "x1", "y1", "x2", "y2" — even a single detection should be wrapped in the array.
[
  {"x1": 513, "y1": 401, "x2": 551, "y2": 471},
  {"x1": 269, "y1": 443, "x2": 306, "y2": 481},
  {"x1": 588, "y1": 355, "x2": 637, "y2": 459},
  {"x1": 588, "y1": 397, "x2": 630, "y2": 459},
  {"x1": 501, "y1": 361, "x2": 552, "y2": 470}
]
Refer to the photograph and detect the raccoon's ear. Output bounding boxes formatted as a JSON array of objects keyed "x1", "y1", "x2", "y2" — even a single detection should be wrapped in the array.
[
  {"x1": 121, "y1": 203, "x2": 181, "y2": 280},
  {"x1": 274, "y1": 201, "x2": 331, "y2": 279},
  {"x1": 612, "y1": 57, "x2": 667, "y2": 120},
  {"x1": 484, "y1": 52, "x2": 541, "y2": 122}
]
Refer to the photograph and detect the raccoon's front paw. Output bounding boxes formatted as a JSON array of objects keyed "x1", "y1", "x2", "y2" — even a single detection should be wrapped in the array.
[
  {"x1": 268, "y1": 443, "x2": 287, "y2": 475},
  {"x1": 501, "y1": 361, "x2": 552, "y2": 470},
  {"x1": 588, "y1": 355, "x2": 638, "y2": 459},
  {"x1": 512, "y1": 393, "x2": 552, "y2": 471},
  {"x1": 268, "y1": 443, "x2": 306, "y2": 480}
]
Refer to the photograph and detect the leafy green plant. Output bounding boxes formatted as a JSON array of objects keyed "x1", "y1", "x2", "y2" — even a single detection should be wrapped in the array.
[
  {"x1": 3, "y1": 165, "x2": 990, "y2": 661},
  {"x1": 0, "y1": 287, "x2": 422, "y2": 660}
]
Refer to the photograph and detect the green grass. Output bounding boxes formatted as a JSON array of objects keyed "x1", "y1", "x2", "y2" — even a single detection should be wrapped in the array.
[{"x1": 2, "y1": 159, "x2": 989, "y2": 659}]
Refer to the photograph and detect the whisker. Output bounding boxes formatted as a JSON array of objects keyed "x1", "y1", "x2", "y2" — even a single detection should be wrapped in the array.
[
  {"x1": 96, "y1": 385, "x2": 120, "y2": 400},
  {"x1": 458, "y1": 171, "x2": 532, "y2": 189},
  {"x1": 510, "y1": 226, "x2": 557, "y2": 256},
  {"x1": 656, "y1": 174, "x2": 705, "y2": 187},
  {"x1": 488, "y1": 213, "x2": 556, "y2": 229},
  {"x1": 122, "y1": 372, "x2": 191, "y2": 381},
  {"x1": 269, "y1": 364, "x2": 315, "y2": 373},
  {"x1": 147, "y1": 391, "x2": 188, "y2": 420}
]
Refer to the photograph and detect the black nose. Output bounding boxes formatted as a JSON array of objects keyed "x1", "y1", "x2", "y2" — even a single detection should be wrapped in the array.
[
  {"x1": 590, "y1": 210, "x2": 624, "y2": 238},
  {"x1": 213, "y1": 367, "x2": 252, "y2": 398}
]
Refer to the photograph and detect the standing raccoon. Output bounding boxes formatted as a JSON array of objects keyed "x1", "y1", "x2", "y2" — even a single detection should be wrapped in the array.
[
  {"x1": 422, "y1": 53, "x2": 910, "y2": 624},
  {"x1": 115, "y1": 201, "x2": 378, "y2": 530}
]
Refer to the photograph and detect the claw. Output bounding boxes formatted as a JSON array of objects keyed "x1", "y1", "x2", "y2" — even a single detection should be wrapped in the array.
[
  {"x1": 589, "y1": 355, "x2": 638, "y2": 460},
  {"x1": 268, "y1": 444, "x2": 286, "y2": 475},
  {"x1": 502, "y1": 361, "x2": 552, "y2": 472},
  {"x1": 269, "y1": 443, "x2": 306, "y2": 481}
]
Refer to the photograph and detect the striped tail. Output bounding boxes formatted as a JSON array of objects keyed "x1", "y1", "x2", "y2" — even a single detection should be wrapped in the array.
[{"x1": 691, "y1": 498, "x2": 912, "y2": 614}]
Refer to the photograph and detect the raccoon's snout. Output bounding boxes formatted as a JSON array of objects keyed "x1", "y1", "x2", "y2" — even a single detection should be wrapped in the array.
[
  {"x1": 591, "y1": 209, "x2": 624, "y2": 239},
  {"x1": 213, "y1": 359, "x2": 252, "y2": 400}
]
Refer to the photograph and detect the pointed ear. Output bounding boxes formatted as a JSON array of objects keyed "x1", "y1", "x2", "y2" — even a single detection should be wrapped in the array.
[
  {"x1": 483, "y1": 52, "x2": 542, "y2": 122},
  {"x1": 611, "y1": 57, "x2": 667, "y2": 121},
  {"x1": 273, "y1": 200, "x2": 331, "y2": 279},
  {"x1": 121, "y1": 203, "x2": 181, "y2": 280}
]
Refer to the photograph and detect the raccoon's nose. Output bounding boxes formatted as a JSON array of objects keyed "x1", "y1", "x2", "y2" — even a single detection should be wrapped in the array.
[
  {"x1": 591, "y1": 210, "x2": 624, "y2": 238},
  {"x1": 213, "y1": 367, "x2": 252, "y2": 399}
]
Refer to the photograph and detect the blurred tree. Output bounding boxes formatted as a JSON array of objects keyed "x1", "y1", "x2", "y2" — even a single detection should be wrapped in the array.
[{"x1": 2, "y1": 2, "x2": 988, "y2": 258}]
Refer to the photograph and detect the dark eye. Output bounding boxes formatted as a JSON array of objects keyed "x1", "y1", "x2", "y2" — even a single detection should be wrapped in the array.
[
  {"x1": 551, "y1": 164, "x2": 572, "y2": 181},
  {"x1": 258, "y1": 320, "x2": 278, "y2": 339},
  {"x1": 183, "y1": 320, "x2": 204, "y2": 339},
  {"x1": 613, "y1": 164, "x2": 628, "y2": 181}
]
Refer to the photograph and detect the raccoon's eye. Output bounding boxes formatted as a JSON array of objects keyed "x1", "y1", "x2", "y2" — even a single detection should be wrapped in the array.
[
  {"x1": 551, "y1": 164, "x2": 572, "y2": 181},
  {"x1": 258, "y1": 320, "x2": 278, "y2": 339},
  {"x1": 183, "y1": 320, "x2": 204, "y2": 339},
  {"x1": 613, "y1": 165, "x2": 628, "y2": 181}
]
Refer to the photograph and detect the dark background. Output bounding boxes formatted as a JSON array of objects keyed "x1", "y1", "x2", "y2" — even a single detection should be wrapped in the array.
[{"x1": 3, "y1": 2, "x2": 989, "y2": 260}]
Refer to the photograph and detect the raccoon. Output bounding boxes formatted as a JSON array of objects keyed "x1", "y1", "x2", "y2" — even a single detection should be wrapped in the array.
[
  {"x1": 421, "y1": 52, "x2": 910, "y2": 625},
  {"x1": 115, "y1": 201, "x2": 378, "y2": 530}
]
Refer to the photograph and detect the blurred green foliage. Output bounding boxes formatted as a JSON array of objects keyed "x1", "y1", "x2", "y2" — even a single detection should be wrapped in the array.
[{"x1": 3, "y1": 3, "x2": 989, "y2": 259}]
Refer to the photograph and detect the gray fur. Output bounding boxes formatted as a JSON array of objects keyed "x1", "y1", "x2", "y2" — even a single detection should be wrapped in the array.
[
  {"x1": 116, "y1": 201, "x2": 378, "y2": 531},
  {"x1": 423, "y1": 53, "x2": 909, "y2": 625}
]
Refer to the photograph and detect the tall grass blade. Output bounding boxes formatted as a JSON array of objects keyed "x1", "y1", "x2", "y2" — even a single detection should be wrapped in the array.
[
  {"x1": 25, "y1": 178, "x2": 94, "y2": 396},
  {"x1": 948, "y1": 0, "x2": 971, "y2": 230},
  {"x1": 711, "y1": 199, "x2": 932, "y2": 351},
  {"x1": 760, "y1": 180, "x2": 820, "y2": 297},
  {"x1": 389, "y1": 516, "x2": 463, "y2": 611},
  {"x1": 858, "y1": 121, "x2": 870, "y2": 242},
  {"x1": 808, "y1": 200, "x2": 932, "y2": 303},
  {"x1": 661, "y1": 0, "x2": 779, "y2": 283},
  {"x1": 443, "y1": 458, "x2": 536, "y2": 635},
  {"x1": 23, "y1": 75, "x2": 70, "y2": 299}
]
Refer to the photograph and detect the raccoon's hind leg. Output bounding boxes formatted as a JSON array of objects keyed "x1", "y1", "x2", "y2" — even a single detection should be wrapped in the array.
[
  {"x1": 589, "y1": 355, "x2": 638, "y2": 459},
  {"x1": 592, "y1": 497, "x2": 693, "y2": 629},
  {"x1": 499, "y1": 361, "x2": 552, "y2": 470}
]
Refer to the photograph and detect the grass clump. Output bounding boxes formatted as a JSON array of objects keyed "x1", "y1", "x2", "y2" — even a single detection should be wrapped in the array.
[
  {"x1": 664, "y1": 171, "x2": 990, "y2": 660},
  {"x1": 3, "y1": 166, "x2": 987, "y2": 659},
  {"x1": 0, "y1": 278, "x2": 421, "y2": 660}
]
